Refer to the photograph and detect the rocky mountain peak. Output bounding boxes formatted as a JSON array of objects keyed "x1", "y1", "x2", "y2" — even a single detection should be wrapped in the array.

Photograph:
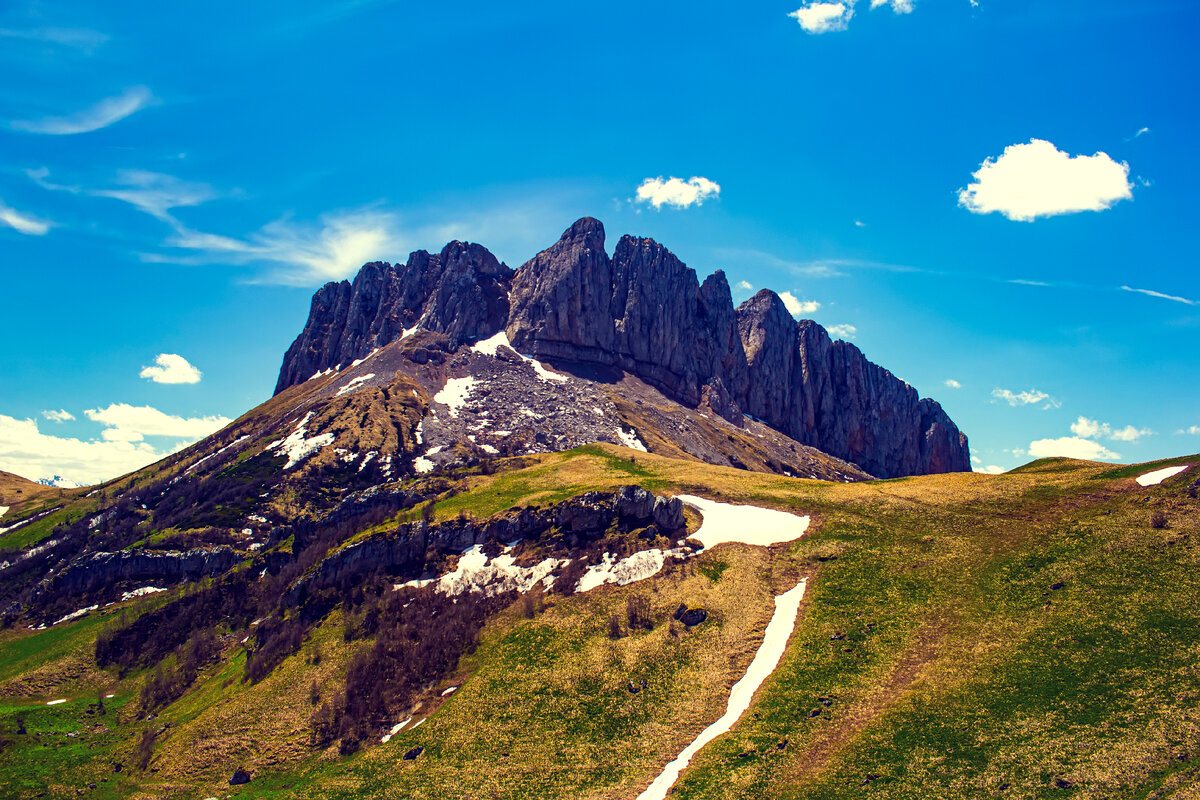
[{"x1": 275, "y1": 217, "x2": 971, "y2": 477}]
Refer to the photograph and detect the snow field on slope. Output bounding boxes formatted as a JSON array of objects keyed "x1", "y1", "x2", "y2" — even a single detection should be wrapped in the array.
[
  {"x1": 1136, "y1": 465, "x2": 1190, "y2": 486},
  {"x1": 636, "y1": 578, "x2": 809, "y2": 800},
  {"x1": 675, "y1": 495, "x2": 810, "y2": 549},
  {"x1": 269, "y1": 412, "x2": 336, "y2": 469}
]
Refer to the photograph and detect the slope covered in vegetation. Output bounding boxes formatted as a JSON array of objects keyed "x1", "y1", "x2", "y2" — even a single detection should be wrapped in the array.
[{"x1": 0, "y1": 447, "x2": 1196, "y2": 799}]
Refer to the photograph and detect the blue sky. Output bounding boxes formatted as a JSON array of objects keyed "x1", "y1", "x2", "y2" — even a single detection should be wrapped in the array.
[{"x1": 1, "y1": 0, "x2": 1196, "y2": 484}]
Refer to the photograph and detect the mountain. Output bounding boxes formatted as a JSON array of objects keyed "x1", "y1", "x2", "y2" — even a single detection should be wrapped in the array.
[
  {"x1": 276, "y1": 218, "x2": 969, "y2": 479},
  {"x1": 4, "y1": 218, "x2": 1195, "y2": 799}
]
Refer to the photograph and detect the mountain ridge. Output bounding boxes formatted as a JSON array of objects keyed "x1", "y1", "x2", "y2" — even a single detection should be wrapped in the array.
[{"x1": 276, "y1": 218, "x2": 969, "y2": 479}]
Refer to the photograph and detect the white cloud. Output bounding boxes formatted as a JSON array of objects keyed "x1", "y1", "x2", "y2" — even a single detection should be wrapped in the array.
[
  {"x1": 0, "y1": 406, "x2": 226, "y2": 486},
  {"x1": 854, "y1": 220, "x2": 866, "y2": 228},
  {"x1": 944, "y1": 379, "x2": 962, "y2": 389},
  {"x1": 0, "y1": 201, "x2": 51, "y2": 235},
  {"x1": 1130, "y1": 127, "x2": 1151, "y2": 140},
  {"x1": 958, "y1": 139, "x2": 1133, "y2": 222},
  {"x1": 1028, "y1": 437, "x2": 1121, "y2": 461},
  {"x1": 1070, "y1": 415, "x2": 1152, "y2": 443},
  {"x1": 140, "y1": 353, "x2": 203, "y2": 385},
  {"x1": 1110, "y1": 425, "x2": 1151, "y2": 443},
  {"x1": 1180, "y1": 426, "x2": 1200, "y2": 436},
  {"x1": 41, "y1": 409, "x2": 75, "y2": 423},
  {"x1": 735, "y1": 280, "x2": 754, "y2": 291},
  {"x1": 11, "y1": 86, "x2": 156, "y2": 135},
  {"x1": 787, "y1": 0, "x2": 922, "y2": 33},
  {"x1": 992, "y1": 387, "x2": 1060, "y2": 409},
  {"x1": 974, "y1": 465, "x2": 1005, "y2": 475},
  {"x1": 779, "y1": 291, "x2": 820, "y2": 316},
  {"x1": 827, "y1": 323, "x2": 857, "y2": 340},
  {"x1": 788, "y1": 2, "x2": 854, "y2": 33},
  {"x1": 634, "y1": 176, "x2": 720, "y2": 209},
  {"x1": 83, "y1": 404, "x2": 230, "y2": 444},
  {"x1": 1120, "y1": 285, "x2": 1196, "y2": 306}
]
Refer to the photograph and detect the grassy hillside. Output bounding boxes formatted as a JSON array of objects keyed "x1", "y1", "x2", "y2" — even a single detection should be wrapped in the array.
[{"x1": 0, "y1": 447, "x2": 1196, "y2": 799}]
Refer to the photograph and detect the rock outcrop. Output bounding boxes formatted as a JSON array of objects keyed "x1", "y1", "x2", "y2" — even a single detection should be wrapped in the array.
[
  {"x1": 35, "y1": 546, "x2": 239, "y2": 600},
  {"x1": 288, "y1": 486, "x2": 685, "y2": 604},
  {"x1": 275, "y1": 242, "x2": 513, "y2": 393},
  {"x1": 275, "y1": 218, "x2": 970, "y2": 477}
]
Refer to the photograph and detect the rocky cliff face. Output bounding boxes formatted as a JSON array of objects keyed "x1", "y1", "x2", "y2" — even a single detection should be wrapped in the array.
[
  {"x1": 275, "y1": 242, "x2": 513, "y2": 393},
  {"x1": 275, "y1": 218, "x2": 970, "y2": 478}
]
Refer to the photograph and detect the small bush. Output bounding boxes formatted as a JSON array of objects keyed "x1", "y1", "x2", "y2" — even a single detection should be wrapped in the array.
[
  {"x1": 626, "y1": 594, "x2": 653, "y2": 631},
  {"x1": 1151, "y1": 510, "x2": 1169, "y2": 529},
  {"x1": 608, "y1": 614, "x2": 623, "y2": 639}
]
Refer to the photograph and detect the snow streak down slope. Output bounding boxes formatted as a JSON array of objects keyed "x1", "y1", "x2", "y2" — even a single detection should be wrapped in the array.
[{"x1": 636, "y1": 578, "x2": 810, "y2": 800}]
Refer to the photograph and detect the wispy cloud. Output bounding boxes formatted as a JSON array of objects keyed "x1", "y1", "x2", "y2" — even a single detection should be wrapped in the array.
[
  {"x1": 1126, "y1": 126, "x2": 1151, "y2": 141},
  {"x1": 140, "y1": 354, "x2": 203, "y2": 385},
  {"x1": 0, "y1": 200, "x2": 52, "y2": 235},
  {"x1": 94, "y1": 170, "x2": 220, "y2": 222},
  {"x1": 634, "y1": 176, "x2": 721, "y2": 210},
  {"x1": 1120, "y1": 285, "x2": 1197, "y2": 306},
  {"x1": 735, "y1": 280, "x2": 754, "y2": 291},
  {"x1": 958, "y1": 139, "x2": 1133, "y2": 222},
  {"x1": 944, "y1": 379, "x2": 962, "y2": 389},
  {"x1": 0, "y1": 26, "x2": 108, "y2": 52},
  {"x1": 41, "y1": 409, "x2": 75, "y2": 423},
  {"x1": 992, "y1": 387, "x2": 1061, "y2": 409},
  {"x1": 12, "y1": 86, "x2": 156, "y2": 135}
]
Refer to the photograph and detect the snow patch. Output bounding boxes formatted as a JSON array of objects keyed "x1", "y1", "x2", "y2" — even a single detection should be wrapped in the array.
[
  {"x1": 1136, "y1": 465, "x2": 1190, "y2": 487},
  {"x1": 334, "y1": 373, "x2": 376, "y2": 397},
  {"x1": 358, "y1": 451, "x2": 377, "y2": 472},
  {"x1": 441, "y1": 686, "x2": 458, "y2": 697},
  {"x1": 616, "y1": 428, "x2": 648, "y2": 452},
  {"x1": 576, "y1": 548, "x2": 686, "y2": 593},
  {"x1": 381, "y1": 719, "x2": 415, "y2": 743},
  {"x1": 53, "y1": 605, "x2": 99, "y2": 627},
  {"x1": 470, "y1": 330, "x2": 568, "y2": 382},
  {"x1": 433, "y1": 377, "x2": 477, "y2": 417},
  {"x1": 399, "y1": 545, "x2": 562, "y2": 597},
  {"x1": 413, "y1": 457, "x2": 435, "y2": 474},
  {"x1": 121, "y1": 586, "x2": 165, "y2": 602},
  {"x1": 400, "y1": 325, "x2": 420, "y2": 340},
  {"x1": 308, "y1": 367, "x2": 335, "y2": 381},
  {"x1": 676, "y1": 495, "x2": 810, "y2": 549},
  {"x1": 0, "y1": 506, "x2": 8, "y2": 519},
  {"x1": 274, "y1": 412, "x2": 336, "y2": 469},
  {"x1": 636, "y1": 578, "x2": 809, "y2": 800},
  {"x1": 350, "y1": 348, "x2": 380, "y2": 368},
  {"x1": 480, "y1": 444, "x2": 499, "y2": 455},
  {"x1": 46, "y1": 699, "x2": 68, "y2": 706}
]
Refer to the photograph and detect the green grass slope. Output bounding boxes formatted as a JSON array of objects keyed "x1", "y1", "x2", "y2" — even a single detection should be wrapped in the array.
[{"x1": 0, "y1": 448, "x2": 1197, "y2": 799}]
